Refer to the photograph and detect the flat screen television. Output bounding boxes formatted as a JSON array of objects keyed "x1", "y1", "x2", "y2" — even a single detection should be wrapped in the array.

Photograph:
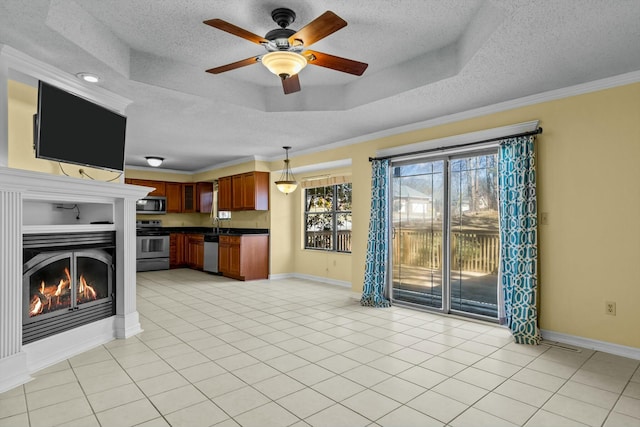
[{"x1": 35, "y1": 81, "x2": 127, "y2": 172}]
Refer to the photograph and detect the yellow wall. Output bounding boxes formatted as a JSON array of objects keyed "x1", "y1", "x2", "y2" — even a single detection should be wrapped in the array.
[
  {"x1": 9, "y1": 73, "x2": 640, "y2": 348},
  {"x1": 275, "y1": 82, "x2": 640, "y2": 348},
  {"x1": 8, "y1": 80, "x2": 125, "y2": 182}
]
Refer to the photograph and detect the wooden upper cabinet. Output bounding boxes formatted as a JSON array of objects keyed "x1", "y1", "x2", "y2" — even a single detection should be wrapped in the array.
[
  {"x1": 224, "y1": 171, "x2": 269, "y2": 211},
  {"x1": 182, "y1": 183, "x2": 196, "y2": 213},
  {"x1": 127, "y1": 179, "x2": 213, "y2": 214},
  {"x1": 125, "y1": 179, "x2": 165, "y2": 196},
  {"x1": 247, "y1": 172, "x2": 269, "y2": 211},
  {"x1": 231, "y1": 174, "x2": 244, "y2": 210},
  {"x1": 197, "y1": 182, "x2": 213, "y2": 213},
  {"x1": 165, "y1": 182, "x2": 182, "y2": 213},
  {"x1": 218, "y1": 176, "x2": 232, "y2": 211}
]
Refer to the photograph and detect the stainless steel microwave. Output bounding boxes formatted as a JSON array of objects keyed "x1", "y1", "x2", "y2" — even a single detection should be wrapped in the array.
[{"x1": 136, "y1": 196, "x2": 166, "y2": 214}]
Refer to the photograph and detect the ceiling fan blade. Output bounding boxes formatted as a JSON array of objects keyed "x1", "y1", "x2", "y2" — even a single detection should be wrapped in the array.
[
  {"x1": 288, "y1": 11, "x2": 347, "y2": 47},
  {"x1": 282, "y1": 74, "x2": 301, "y2": 94},
  {"x1": 304, "y1": 50, "x2": 368, "y2": 76},
  {"x1": 206, "y1": 56, "x2": 260, "y2": 74},
  {"x1": 203, "y1": 19, "x2": 268, "y2": 45}
]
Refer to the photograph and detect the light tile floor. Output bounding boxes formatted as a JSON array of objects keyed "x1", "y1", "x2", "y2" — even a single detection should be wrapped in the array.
[{"x1": 1, "y1": 269, "x2": 639, "y2": 427}]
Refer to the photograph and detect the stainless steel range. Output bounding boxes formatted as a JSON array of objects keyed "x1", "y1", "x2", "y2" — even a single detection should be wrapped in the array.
[{"x1": 136, "y1": 220, "x2": 170, "y2": 272}]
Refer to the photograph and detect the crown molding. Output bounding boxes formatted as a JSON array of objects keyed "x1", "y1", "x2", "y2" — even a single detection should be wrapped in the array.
[
  {"x1": 291, "y1": 70, "x2": 640, "y2": 159},
  {"x1": 1, "y1": 44, "x2": 131, "y2": 113}
]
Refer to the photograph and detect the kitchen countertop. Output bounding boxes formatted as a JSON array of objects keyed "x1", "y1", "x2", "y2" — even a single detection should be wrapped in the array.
[{"x1": 163, "y1": 227, "x2": 269, "y2": 236}]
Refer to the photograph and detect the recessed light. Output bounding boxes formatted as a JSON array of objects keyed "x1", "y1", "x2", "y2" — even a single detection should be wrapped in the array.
[{"x1": 76, "y1": 72, "x2": 100, "y2": 83}]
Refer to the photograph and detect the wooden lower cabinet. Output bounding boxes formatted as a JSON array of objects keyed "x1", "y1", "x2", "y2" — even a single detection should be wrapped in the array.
[
  {"x1": 170, "y1": 233, "x2": 203, "y2": 269},
  {"x1": 218, "y1": 235, "x2": 268, "y2": 280},
  {"x1": 186, "y1": 234, "x2": 204, "y2": 270},
  {"x1": 170, "y1": 233, "x2": 186, "y2": 268}
]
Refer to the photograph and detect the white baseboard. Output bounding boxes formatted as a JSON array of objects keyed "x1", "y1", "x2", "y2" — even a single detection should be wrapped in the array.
[
  {"x1": 268, "y1": 273, "x2": 351, "y2": 289},
  {"x1": 0, "y1": 352, "x2": 32, "y2": 393},
  {"x1": 115, "y1": 311, "x2": 143, "y2": 339},
  {"x1": 541, "y1": 329, "x2": 640, "y2": 360}
]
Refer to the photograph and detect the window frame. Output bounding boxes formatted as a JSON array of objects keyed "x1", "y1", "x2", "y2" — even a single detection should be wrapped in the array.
[{"x1": 304, "y1": 183, "x2": 352, "y2": 253}]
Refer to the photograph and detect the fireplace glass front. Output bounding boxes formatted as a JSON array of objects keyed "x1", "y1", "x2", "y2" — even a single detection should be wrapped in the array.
[{"x1": 23, "y1": 232, "x2": 116, "y2": 344}]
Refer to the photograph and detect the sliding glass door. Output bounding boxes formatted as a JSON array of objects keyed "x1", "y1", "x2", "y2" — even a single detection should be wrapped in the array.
[
  {"x1": 392, "y1": 151, "x2": 499, "y2": 319},
  {"x1": 391, "y1": 160, "x2": 445, "y2": 309}
]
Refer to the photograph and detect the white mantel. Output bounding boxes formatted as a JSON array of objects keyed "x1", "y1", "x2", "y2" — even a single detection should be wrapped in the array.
[{"x1": 0, "y1": 166, "x2": 151, "y2": 392}]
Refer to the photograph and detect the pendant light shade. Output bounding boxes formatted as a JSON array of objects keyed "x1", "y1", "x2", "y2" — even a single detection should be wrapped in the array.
[
  {"x1": 275, "y1": 146, "x2": 298, "y2": 194},
  {"x1": 261, "y1": 51, "x2": 307, "y2": 79}
]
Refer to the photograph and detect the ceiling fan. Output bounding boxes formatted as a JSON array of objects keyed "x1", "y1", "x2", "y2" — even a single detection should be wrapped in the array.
[{"x1": 203, "y1": 8, "x2": 368, "y2": 94}]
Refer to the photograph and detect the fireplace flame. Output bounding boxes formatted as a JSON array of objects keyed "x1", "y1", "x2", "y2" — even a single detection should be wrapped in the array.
[
  {"x1": 30, "y1": 295, "x2": 43, "y2": 315},
  {"x1": 78, "y1": 275, "x2": 97, "y2": 300},
  {"x1": 28, "y1": 267, "x2": 100, "y2": 317}
]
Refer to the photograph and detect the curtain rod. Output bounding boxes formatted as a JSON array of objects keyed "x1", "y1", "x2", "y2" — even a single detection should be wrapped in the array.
[{"x1": 368, "y1": 127, "x2": 543, "y2": 162}]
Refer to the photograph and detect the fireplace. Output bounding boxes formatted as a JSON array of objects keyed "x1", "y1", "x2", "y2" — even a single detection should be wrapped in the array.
[{"x1": 23, "y1": 231, "x2": 116, "y2": 344}]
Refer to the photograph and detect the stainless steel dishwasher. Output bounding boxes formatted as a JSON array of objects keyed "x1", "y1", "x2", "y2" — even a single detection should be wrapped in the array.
[{"x1": 203, "y1": 234, "x2": 219, "y2": 273}]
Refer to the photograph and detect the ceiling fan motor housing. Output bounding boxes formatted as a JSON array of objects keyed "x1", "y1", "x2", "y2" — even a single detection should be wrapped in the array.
[
  {"x1": 266, "y1": 8, "x2": 298, "y2": 50},
  {"x1": 271, "y1": 8, "x2": 296, "y2": 28},
  {"x1": 265, "y1": 28, "x2": 295, "y2": 48}
]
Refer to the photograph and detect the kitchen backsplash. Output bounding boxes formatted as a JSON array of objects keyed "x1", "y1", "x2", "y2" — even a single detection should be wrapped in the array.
[{"x1": 206, "y1": 209, "x2": 270, "y2": 229}]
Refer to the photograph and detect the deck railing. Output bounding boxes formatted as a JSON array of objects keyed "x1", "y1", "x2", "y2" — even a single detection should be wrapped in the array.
[
  {"x1": 306, "y1": 230, "x2": 352, "y2": 252},
  {"x1": 304, "y1": 228, "x2": 499, "y2": 272},
  {"x1": 393, "y1": 229, "x2": 500, "y2": 274}
]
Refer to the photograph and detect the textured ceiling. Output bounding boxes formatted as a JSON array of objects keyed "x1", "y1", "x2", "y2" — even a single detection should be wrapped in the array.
[{"x1": 1, "y1": 0, "x2": 639, "y2": 171}]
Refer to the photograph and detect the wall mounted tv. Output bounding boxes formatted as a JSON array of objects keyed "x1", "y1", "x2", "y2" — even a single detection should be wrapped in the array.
[{"x1": 35, "y1": 81, "x2": 127, "y2": 172}]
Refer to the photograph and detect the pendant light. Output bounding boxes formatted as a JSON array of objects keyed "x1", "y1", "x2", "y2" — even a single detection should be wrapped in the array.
[{"x1": 275, "y1": 146, "x2": 298, "y2": 194}]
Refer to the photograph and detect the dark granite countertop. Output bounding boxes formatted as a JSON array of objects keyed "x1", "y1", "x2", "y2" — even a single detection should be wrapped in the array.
[{"x1": 163, "y1": 227, "x2": 269, "y2": 236}]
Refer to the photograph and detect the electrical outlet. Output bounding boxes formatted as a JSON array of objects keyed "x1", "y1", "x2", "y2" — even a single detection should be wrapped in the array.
[
  {"x1": 540, "y1": 212, "x2": 549, "y2": 225},
  {"x1": 605, "y1": 301, "x2": 616, "y2": 316}
]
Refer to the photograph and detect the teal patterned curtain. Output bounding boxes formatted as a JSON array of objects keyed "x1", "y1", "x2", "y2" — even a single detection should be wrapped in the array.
[
  {"x1": 498, "y1": 135, "x2": 541, "y2": 345},
  {"x1": 361, "y1": 159, "x2": 391, "y2": 308}
]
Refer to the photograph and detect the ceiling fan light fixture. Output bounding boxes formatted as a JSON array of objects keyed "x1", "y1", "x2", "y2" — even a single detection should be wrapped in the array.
[
  {"x1": 275, "y1": 146, "x2": 298, "y2": 195},
  {"x1": 145, "y1": 156, "x2": 164, "y2": 167},
  {"x1": 261, "y1": 51, "x2": 307, "y2": 79}
]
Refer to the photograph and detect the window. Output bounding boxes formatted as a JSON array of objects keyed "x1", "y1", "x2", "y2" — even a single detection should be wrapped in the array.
[{"x1": 304, "y1": 183, "x2": 352, "y2": 252}]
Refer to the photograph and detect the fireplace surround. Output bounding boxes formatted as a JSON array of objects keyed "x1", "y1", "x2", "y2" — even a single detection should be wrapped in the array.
[{"x1": 0, "y1": 167, "x2": 150, "y2": 392}]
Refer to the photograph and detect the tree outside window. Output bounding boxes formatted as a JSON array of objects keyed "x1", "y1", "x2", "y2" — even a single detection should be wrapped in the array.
[{"x1": 305, "y1": 183, "x2": 352, "y2": 252}]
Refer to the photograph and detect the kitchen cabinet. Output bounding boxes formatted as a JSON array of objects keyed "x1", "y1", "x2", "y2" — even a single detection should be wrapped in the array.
[
  {"x1": 218, "y1": 234, "x2": 268, "y2": 280},
  {"x1": 231, "y1": 175, "x2": 244, "y2": 211},
  {"x1": 166, "y1": 182, "x2": 200, "y2": 213},
  {"x1": 186, "y1": 234, "x2": 204, "y2": 270},
  {"x1": 170, "y1": 233, "x2": 186, "y2": 268},
  {"x1": 220, "y1": 171, "x2": 269, "y2": 211},
  {"x1": 218, "y1": 176, "x2": 232, "y2": 211},
  {"x1": 165, "y1": 182, "x2": 182, "y2": 213},
  {"x1": 182, "y1": 183, "x2": 196, "y2": 213},
  {"x1": 128, "y1": 178, "x2": 214, "y2": 214},
  {"x1": 197, "y1": 182, "x2": 213, "y2": 213},
  {"x1": 125, "y1": 179, "x2": 165, "y2": 196}
]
